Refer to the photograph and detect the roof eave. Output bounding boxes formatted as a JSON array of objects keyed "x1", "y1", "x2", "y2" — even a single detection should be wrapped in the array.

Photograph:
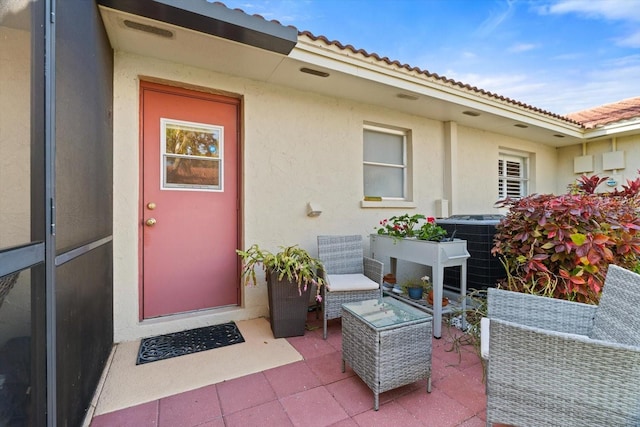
[
  {"x1": 291, "y1": 37, "x2": 585, "y2": 141},
  {"x1": 583, "y1": 119, "x2": 640, "y2": 141},
  {"x1": 96, "y1": 0, "x2": 298, "y2": 54}
]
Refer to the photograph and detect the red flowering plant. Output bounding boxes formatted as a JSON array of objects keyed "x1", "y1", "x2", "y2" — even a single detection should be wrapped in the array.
[
  {"x1": 492, "y1": 172, "x2": 640, "y2": 304},
  {"x1": 376, "y1": 214, "x2": 447, "y2": 242},
  {"x1": 417, "y1": 216, "x2": 448, "y2": 241}
]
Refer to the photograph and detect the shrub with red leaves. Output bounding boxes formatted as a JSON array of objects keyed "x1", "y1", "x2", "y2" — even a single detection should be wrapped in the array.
[{"x1": 493, "y1": 173, "x2": 640, "y2": 304}]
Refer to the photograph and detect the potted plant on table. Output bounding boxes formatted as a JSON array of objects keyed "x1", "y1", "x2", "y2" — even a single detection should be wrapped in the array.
[
  {"x1": 236, "y1": 244, "x2": 325, "y2": 338},
  {"x1": 421, "y1": 275, "x2": 449, "y2": 307},
  {"x1": 376, "y1": 214, "x2": 448, "y2": 242},
  {"x1": 401, "y1": 277, "x2": 429, "y2": 300},
  {"x1": 416, "y1": 217, "x2": 447, "y2": 242},
  {"x1": 376, "y1": 213, "x2": 424, "y2": 240}
]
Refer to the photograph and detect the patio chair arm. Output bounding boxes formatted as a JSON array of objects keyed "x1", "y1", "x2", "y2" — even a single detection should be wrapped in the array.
[
  {"x1": 488, "y1": 287, "x2": 597, "y2": 336},
  {"x1": 363, "y1": 256, "x2": 383, "y2": 287},
  {"x1": 487, "y1": 317, "x2": 640, "y2": 426}
]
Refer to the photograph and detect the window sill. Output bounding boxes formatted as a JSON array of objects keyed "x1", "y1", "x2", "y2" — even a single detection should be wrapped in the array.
[{"x1": 360, "y1": 200, "x2": 417, "y2": 209}]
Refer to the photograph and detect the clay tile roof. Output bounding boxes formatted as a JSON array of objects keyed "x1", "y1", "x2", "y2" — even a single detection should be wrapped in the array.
[
  {"x1": 212, "y1": 3, "x2": 587, "y2": 127},
  {"x1": 566, "y1": 97, "x2": 640, "y2": 129},
  {"x1": 298, "y1": 31, "x2": 583, "y2": 125},
  {"x1": 212, "y1": 1, "x2": 298, "y2": 30}
]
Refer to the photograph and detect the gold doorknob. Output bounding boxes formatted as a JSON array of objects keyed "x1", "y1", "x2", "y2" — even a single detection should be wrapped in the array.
[
  {"x1": 147, "y1": 202, "x2": 156, "y2": 210},
  {"x1": 145, "y1": 218, "x2": 157, "y2": 226}
]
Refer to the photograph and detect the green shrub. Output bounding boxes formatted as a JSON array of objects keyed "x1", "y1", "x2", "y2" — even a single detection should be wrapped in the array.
[{"x1": 492, "y1": 173, "x2": 640, "y2": 304}]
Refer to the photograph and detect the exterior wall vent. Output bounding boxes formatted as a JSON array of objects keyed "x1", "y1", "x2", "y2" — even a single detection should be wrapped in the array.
[
  {"x1": 123, "y1": 19, "x2": 174, "y2": 38},
  {"x1": 300, "y1": 67, "x2": 330, "y2": 78},
  {"x1": 397, "y1": 93, "x2": 419, "y2": 100}
]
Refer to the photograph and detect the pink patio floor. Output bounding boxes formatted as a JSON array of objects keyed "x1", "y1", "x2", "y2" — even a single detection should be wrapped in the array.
[{"x1": 90, "y1": 311, "x2": 506, "y2": 427}]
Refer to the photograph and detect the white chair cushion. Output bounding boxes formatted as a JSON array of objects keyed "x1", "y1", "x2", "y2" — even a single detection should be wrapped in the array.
[
  {"x1": 480, "y1": 317, "x2": 490, "y2": 360},
  {"x1": 326, "y1": 274, "x2": 379, "y2": 292}
]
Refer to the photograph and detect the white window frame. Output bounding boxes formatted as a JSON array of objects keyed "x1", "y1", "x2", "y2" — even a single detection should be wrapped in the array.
[
  {"x1": 362, "y1": 124, "x2": 414, "y2": 207},
  {"x1": 498, "y1": 152, "x2": 529, "y2": 200},
  {"x1": 160, "y1": 118, "x2": 224, "y2": 192}
]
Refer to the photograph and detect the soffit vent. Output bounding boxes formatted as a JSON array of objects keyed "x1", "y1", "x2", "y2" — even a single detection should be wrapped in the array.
[
  {"x1": 300, "y1": 67, "x2": 330, "y2": 78},
  {"x1": 123, "y1": 19, "x2": 174, "y2": 38},
  {"x1": 397, "y1": 93, "x2": 419, "y2": 100}
]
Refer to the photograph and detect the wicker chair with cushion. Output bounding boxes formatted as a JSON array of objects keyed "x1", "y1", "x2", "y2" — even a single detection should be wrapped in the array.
[
  {"x1": 317, "y1": 235, "x2": 383, "y2": 339},
  {"x1": 483, "y1": 264, "x2": 640, "y2": 427}
]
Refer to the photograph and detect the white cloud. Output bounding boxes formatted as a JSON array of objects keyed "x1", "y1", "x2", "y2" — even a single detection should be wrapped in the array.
[
  {"x1": 215, "y1": 0, "x2": 314, "y2": 26},
  {"x1": 443, "y1": 71, "x2": 541, "y2": 95},
  {"x1": 540, "y1": 0, "x2": 640, "y2": 21},
  {"x1": 508, "y1": 43, "x2": 539, "y2": 53},
  {"x1": 602, "y1": 53, "x2": 640, "y2": 68},
  {"x1": 552, "y1": 52, "x2": 585, "y2": 61},
  {"x1": 536, "y1": 0, "x2": 640, "y2": 47},
  {"x1": 441, "y1": 52, "x2": 640, "y2": 114},
  {"x1": 476, "y1": 0, "x2": 517, "y2": 37},
  {"x1": 617, "y1": 30, "x2": 640, "y2": 48}
]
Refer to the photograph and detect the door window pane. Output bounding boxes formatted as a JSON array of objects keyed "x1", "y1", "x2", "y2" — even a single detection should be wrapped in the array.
[{"x1": 162, "y1": 119, "x2": 223, "y2": 191}]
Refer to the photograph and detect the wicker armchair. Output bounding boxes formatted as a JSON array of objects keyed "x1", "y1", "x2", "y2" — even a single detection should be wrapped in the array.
[
  {"x1": 484, "y1": 265, "x2": 640, "y2": 427},
  {"x1": 317, "y1": 235, "x2": 383, "y2": 339}
]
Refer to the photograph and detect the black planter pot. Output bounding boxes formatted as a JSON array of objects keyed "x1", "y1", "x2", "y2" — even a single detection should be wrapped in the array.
[{"x1": 266, "y1": 270, "x2": 312, "y2": 338}]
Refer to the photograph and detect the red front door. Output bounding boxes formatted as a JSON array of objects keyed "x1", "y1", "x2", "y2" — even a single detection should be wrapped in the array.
[{"x1": 140, "y1": 81, "x2": 240, "y2": 319}]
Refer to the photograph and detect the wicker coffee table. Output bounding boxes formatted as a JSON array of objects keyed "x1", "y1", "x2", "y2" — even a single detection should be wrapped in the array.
[{"x1": 341, "y1": 297, "x2": 432, "y2": 410}]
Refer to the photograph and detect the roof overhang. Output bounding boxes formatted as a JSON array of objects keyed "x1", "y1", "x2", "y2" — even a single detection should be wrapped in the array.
[
  {"x1": 583, "y1": 119, "x2": 640, "y2": 141},
  {"x1": 98, "y1": 1, "x2": 594, "y2": 148},
  {"x1": 97, "y1": 0, "x2": 297, "y2": 54}
]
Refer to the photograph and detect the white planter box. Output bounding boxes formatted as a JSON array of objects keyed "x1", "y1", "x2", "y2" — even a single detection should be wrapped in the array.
[{"x1": 369, "y1": 234, "x2": 470, "y2": 338}]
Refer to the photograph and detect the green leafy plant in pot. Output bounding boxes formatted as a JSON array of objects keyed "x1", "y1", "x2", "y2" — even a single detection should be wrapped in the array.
[
  {"x1": 401, "y1": 277, "x2": 429, "y2": 300},
  {"x1": 237, "y1": 244, "x2": 325, "y2": 338},
  {"x1": 375, "y1": 214, "x2": 448, "y2": 242}
]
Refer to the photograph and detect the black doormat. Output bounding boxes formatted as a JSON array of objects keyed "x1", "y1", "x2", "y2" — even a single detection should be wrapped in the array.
[{"x1": 136, "y1": 322, "x2": 245, "y2": 365}]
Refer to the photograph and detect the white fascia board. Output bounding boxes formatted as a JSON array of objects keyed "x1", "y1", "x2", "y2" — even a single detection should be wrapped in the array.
[
  {"x1": 290, "y1": 41, "x2": 583, "y2": 136},
  {"x1": 583, "y1": 120, "x2": 640, "y2": 140}
]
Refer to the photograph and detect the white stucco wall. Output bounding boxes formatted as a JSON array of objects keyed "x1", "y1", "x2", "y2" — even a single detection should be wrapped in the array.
[
  {"x1": 454, "y1": 126, "x2": 558, "y2": 214},
  {"x1": 113, "y1": 51, "x2": 563, "y2": 341},
  {"x1": 557, "y1": 134, "x2": 640, "y2": 194},
  {"x1": 0, "y1": 26, "x2": 30, "y2": 247},
  {"x1": 0, "y1": 26, "x2": 31, "y2": 346}
]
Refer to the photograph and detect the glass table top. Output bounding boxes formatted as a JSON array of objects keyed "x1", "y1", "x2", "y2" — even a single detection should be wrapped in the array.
[{"x1": 342, "y1": 297, "x2": 431, "y2": 329}]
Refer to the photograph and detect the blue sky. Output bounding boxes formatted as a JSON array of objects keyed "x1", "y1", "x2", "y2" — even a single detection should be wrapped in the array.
[{"x1": 218, "y1": 0, "x2": 640, "y2": 115}]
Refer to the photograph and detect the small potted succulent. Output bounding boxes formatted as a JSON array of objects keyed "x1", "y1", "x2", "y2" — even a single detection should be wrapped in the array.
[{"x1": 237, "y1": 244, "x2": 325, "y2": 338}]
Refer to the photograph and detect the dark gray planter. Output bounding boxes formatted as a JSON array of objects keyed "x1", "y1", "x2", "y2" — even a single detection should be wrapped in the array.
[{"x1": 266, "y1": 270, "x2": 311, "y2": 338}]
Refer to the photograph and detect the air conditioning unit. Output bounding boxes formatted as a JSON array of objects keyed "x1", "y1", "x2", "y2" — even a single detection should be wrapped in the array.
[{"x1": 436, "y1": 214, "x2": 506, "y2": 292}]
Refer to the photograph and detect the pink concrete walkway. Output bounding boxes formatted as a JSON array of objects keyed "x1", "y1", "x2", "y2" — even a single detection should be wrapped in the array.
[{"x1": 91, "y1": 312, "x2": 497, "y2": 427}]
